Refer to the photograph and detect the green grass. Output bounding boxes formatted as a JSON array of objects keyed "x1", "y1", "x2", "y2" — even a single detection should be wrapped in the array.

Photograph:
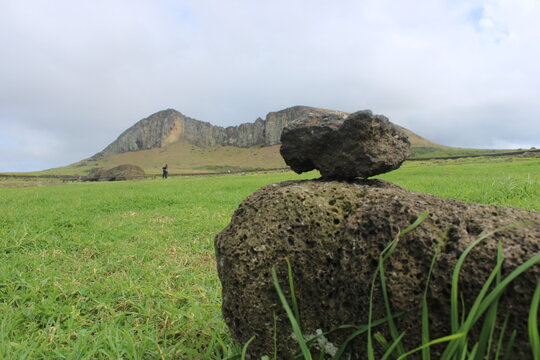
[
  {"x1": 0, "y1": 157, "x2": 538, "y2": 358},
  {"x1": 408, "y1": 146, "x2": 508, "y2": 159},
  {"x1": 0, "y1": 172, "x2": 318, "y2": 359},
  {"x1": 379, "y1": 157, "x2": 540, "y2": 211}
]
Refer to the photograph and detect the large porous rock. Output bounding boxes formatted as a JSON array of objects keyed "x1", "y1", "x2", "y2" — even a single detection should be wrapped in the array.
[
  {"x1": 86, "y1": 167, "x2": 105, "y2": 181},
  {"x1": 85, "y1": 164, "x2": 145, "y2": 181},
  {"x1": 280, "y1": 110, "x2": 411, "y2": 179},
  {"x1": 215, "y1": 180, "x2": 540, "y2": 359}
]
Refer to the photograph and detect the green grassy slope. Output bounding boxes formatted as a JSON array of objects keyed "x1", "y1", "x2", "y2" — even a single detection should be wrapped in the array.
[
  {"x1": 40, "y1": 138, "x2": 513, "y2": 177},
  {"x1": 0, "y1": 157, "x2": 538, "y2": 358},
  {"x1": 40, "y1": 142, "x2": 288, "y2": 176}
]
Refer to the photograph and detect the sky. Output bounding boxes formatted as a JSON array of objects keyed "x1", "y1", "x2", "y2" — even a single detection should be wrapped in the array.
[{"x1": 1, "y1": 0, "x2": 539, "y2": 172}]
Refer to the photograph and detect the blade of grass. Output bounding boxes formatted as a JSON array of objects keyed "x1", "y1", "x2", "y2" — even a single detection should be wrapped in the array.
[
  {"x1": 222, "y1": 353, "x2": 241, "y2": 360},
  {"x1": 215, "y1": 336, "x2": 234, "y2": 359},
  {"x1": 494, "y1": 314, "x2": 510, "y2": 360},
  {"x1": 443, "y1": 242, "x2": 505, "y2": 358},
  {"x1": 529, "y1": 281, "x2": 540, "y2": 360},
  {"x1": 395, "y1": 333, "x2": 465, "y2": 360},
  {"x1": 240, "y1": 336, "x2": 255, "y2": 360},
  {"x1": 374, "y1": 332, "x2": 390, "y2": 352},
  {"x1": 467, "y1": 343, "x2": 478, "y2": 360},
  {"x1": 397, "y1": 211, "x2": 430, "y2": 238},
  {"x1": 421, "y1": 230, "x2": 446, "y2": 360},
  {"x1": 271, "y1": 266, "x2": 312, "y2": 360},
  {"x1": 378, "y1": 262, "x2": 405, "y2": 357},
  {"x1": 367, "y1": 255, "x2": 379, "y2": 360},
  {"x1": 501, "y1": 330, "x2": 516, "y2": 360},
  {"x1": 376, "y1": 210, "x2": 429, "y2": 357},
  {"x1": 476, "y1": 252, "x2": 540, "y2": 317},
  {"x1": 444, "y1": 223, "x2": 535, "y2": 358},
  {"x1": 421, "y1": 296, "x2": 431, "y2": 360},
  {"x1": 367, "y1": 236, "x2": 400, "y2": 360},
  {"x1": 458, "y1": 342, "x2": 469, "y2": 360},
  {"x1": 474, "y1": 241, "x2": 504, "y2": 360},
  {"x1": 380, "y1": 332, "x2": 406, "y2": 360},
  {"x1": 450, "y1": 223, "x2": 525, "y2": 334},
  {"x1": 332, "y1": 313, "x2": 403, "y2": 360},
  {"x1": 486, "y1": 243, "x2": 504, "y2": 360},
  {"x1": 273, "y1": 311, "x2": 278, "y2": 360},
  {"x1": 285, "y1": 258, "x2": 301, "y2": 327}
]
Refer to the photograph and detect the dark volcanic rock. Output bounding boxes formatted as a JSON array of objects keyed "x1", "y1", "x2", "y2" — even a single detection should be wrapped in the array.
[
  {"x1": 85, "y1": 164, "x2": 145, "y2": 181},
  {"x1": 215, "y1": 180, "x2": 540, "y2": 359},
  {"x1": 280, "y1": 110, "x2": 411, "y2": 179},
  {"x1": 86, "y1": 167, "x2": 105, "y2": 181}
]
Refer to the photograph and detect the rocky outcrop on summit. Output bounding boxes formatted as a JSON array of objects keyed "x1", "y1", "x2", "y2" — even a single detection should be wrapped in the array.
[
  {"x1": 93, "y1": 109, "x2": 222, "y2": 158},
  {"x1": 92, "y1": 106, "x2": 347, "y2": 159},
  {"x1": 264, "y1": 106, "x2": 346, "y2": 145}
]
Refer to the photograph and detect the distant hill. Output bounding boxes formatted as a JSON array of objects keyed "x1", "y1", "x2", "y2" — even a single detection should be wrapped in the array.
[
  {"x1": 91, "y1": 106, "x2": 349, "y2": 159},
  {"x1": 52, "y1": 106, "x2": 506, "y2": 175}
]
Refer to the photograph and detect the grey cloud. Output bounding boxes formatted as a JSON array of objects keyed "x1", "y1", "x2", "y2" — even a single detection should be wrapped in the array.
[{"x1": 0, "y1": 0, "x2": 539, "y2": 171}]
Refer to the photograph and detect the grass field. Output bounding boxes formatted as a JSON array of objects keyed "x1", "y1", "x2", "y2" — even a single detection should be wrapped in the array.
[
  {"x1": 0, "y1": 157, "x2": 538, "y2": 359},
  {"x1": 29, "y1": 141, "x2": 520, "y2": 177},
  {"x1": 379, "y1": 156, "x2": 540, "y2": 212}
]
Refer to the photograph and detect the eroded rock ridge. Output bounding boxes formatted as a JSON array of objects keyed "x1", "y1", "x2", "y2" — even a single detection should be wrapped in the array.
[{"x1": 92, "y1": 106, "x2": 347, "y2": 159}]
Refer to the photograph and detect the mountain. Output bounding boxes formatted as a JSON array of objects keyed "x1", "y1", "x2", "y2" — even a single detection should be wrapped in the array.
[
  {"x1": 51, "y1": 105, "x2": 498, "y2": 176},
  {"x1": 92, "y1": 106, "x2": 439, "y2": 159},
  {"x1": 92, "y1": 106, "x2": 345, "y2": 159}
]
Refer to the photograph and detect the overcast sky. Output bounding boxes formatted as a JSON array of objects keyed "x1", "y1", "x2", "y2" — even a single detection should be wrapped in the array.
[{"x1": 1, "y1": 0, "x2": 539, "y2": 172}]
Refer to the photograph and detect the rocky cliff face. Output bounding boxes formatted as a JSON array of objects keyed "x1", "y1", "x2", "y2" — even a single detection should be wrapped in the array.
[{"x1": 92, "y1": 106, "x2": 348, "y2": 159}]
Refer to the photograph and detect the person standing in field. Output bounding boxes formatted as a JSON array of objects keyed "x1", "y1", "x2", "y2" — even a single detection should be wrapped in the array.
[{"x1": 162, "y1": 163, "x2": 168, "y2": 179}]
